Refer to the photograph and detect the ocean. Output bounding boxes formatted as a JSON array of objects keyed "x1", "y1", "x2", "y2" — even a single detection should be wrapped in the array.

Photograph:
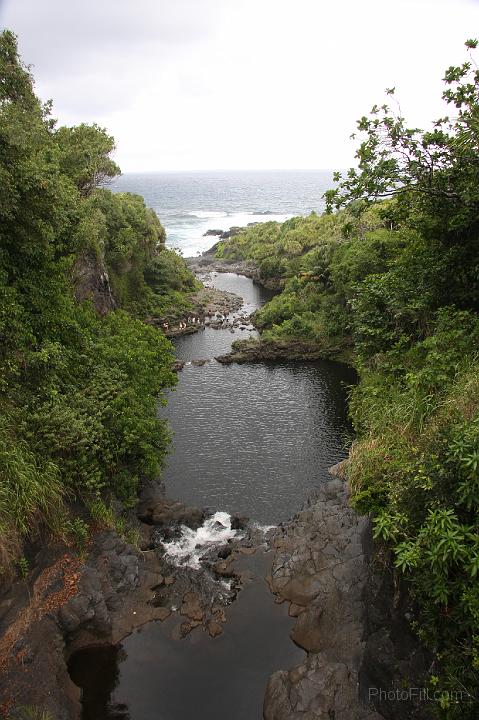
[{"x1": 110, "y1": 170, "x2": 335, "y2": 257}]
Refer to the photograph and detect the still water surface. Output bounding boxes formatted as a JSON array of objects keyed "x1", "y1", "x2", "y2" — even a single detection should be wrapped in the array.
[{"x1": 163, "y1": 273, "x2": 356, "y2": 523}]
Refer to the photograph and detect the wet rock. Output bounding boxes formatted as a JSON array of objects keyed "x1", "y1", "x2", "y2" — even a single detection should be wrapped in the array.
[
  {"x1": 149, "y1": 574, "x2": 165, "y2": 590},
  {"x1": 172, "y1": 359, "x2": 185, "y2": 372},
  {"x1": 0, "y1": 521, "x2": 175, "y2": 717},
  {"x1": 290, "y1": 606, "x2": 323, "y2": 652},
  {"x1": 263, "y1": 477, "x2": 376, "y2": 719},
  {"x1": 264, "y1": 653, "x2": 381, "y2": 720},
  {"x1": 179, "y1": 620, "x2": 195, "y2": 638},
  {"x1": 216, "y1": 338, "x2": 350, "y2": 365},
  {"x1": 217, "y1": 545, "x2": 232, "y2": 560},
  {"x1": 271, "y1": 572, "x2": 322, "y2": 606},
  {"x1": 59, "y1": 565, "x2": 111, "y2": 636},
  {"x1": 138, "y1": 524, "x2": 155, "y2": 551},
  {"x1": 207, "y1": 619, "x2": 223, "y2": 638},
  {"x1": 203, "y1": 229, "x2": 223, "y2": 237},
  {"x1": 137, "y1": 496, "x2": 205, "y2": 529},
  {"x1": 191, "y1": 358, "x2": 208, "y2": 366},
  {"x1": 187, "y1": 286, "x2": 243, "y2": 318},
  {"x1": 156, "y1": 607, "x2": 172, "y2": 622},
  {"x1": 288, "y1": 603, "x2": 305, "y2": 617},
  {"x1": 180, "y1": 592, "x2": 204, "y2": 622},
  {"x1": 230, "y1": 514, "x2": 249, "y2": 530},
  {"x1": 213, "y1": 559, "x2": 235, "y2": 578},
  {"x1": 211, "y1": 605, "x2": 226, "y2": 623},
  {"x1": 237, "y1": 546, "x2": 256, "y2": 556}
]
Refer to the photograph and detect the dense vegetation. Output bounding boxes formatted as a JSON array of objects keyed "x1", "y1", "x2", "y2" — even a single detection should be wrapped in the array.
[
  {"x1": 0, "y1": 31, "x2": 197, "y2": 574},
  {"x1": 218, "y1": 42, "x2": 479, "y2": 716}
]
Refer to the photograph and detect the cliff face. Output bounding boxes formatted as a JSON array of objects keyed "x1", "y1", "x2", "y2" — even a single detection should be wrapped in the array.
[{"x1": 72, "y1": 250, "x2": 116, "y2": 315}]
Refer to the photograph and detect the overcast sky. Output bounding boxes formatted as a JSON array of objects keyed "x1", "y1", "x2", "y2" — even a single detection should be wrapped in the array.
[{"x1": 1, "y1": 0, "x2": 478, "y2": 172}]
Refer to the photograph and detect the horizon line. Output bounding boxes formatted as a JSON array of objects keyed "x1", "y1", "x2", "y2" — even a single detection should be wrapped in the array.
[{"x1": 115, "y1": 168, "x2": 346, "y2": 175}]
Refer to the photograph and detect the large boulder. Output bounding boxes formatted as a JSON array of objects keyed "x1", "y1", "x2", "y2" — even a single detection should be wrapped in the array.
[{"x1": 137, "y1": 496, "x2": 205, "y2": 529}]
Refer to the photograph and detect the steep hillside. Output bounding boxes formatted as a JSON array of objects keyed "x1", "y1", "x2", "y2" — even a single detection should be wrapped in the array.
[{"x1": 0, "y1": 31, "x2": 196, "y2": 575}]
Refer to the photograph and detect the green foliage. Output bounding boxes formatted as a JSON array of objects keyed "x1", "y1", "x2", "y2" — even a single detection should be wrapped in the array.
[
  {"x1": 0, "y1": 409, "x2": 65, "y2": 568},
  {"x1": 0, "y1": 31, "x2": 184, "y2": 573},
  {"x1": 241, "y1": 205, "x2": 393, "y2": 354},
  {"x1": 55, "y1": 123, "x2": 120, "y2": 196},
  {"x1": 17, "y1": 556, "x2": 29, "y2": 580},
  {"x1": 349, "y1": 335, "x2": 479, "y2": 711},
  {"x1": 10, "y1": 708, "x2": 54, "y2": 720},
  {"x1": 63, "y1": 517, "x2": 89, "y2": 552},
  {"x1": 74, "y1": 187, "x2": 199, "y2": 319},
  {"x1": 325, "y1": 40, "x2": 479, "y2": 310}
]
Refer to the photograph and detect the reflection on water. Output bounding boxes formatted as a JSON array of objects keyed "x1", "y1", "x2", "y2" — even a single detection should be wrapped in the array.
[
  {"x1": 68, "y1": 645, "x2": 128, "y2": 720},
  {"x1": 163, "y1": 360, "x2": 355, "y2": 523},
  {"x1": 163, "y1": 272, "x2": 356, "y2": 524},
  {"x1": 115, "y1": 553, "x2": 302, "y2": 720}
]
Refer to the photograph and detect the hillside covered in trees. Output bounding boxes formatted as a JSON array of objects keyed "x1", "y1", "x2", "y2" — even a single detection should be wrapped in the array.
[
  {"x1": 0, "y1": 31, "x2": 198, "y2": 575},
  {"x1": 217, "y1": 42, "x2": 479, "y2": 716}
]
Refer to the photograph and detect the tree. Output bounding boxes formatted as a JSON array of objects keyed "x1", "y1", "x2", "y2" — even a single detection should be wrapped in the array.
[
  {"x1": 325, "y1": 40, "x2": 479, "y2": 243},
  {"x1": 55, "y1": 123, "x2": 120, "y2": 196}
]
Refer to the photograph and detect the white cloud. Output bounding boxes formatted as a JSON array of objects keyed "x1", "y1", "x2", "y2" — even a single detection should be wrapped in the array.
[{"x1": 2, "y1": 0, "x2": 478, "y2": 170}]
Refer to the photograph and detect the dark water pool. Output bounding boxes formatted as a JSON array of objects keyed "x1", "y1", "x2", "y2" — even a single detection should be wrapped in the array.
[
  {"x1": 70, "y1": 553, "x2": 303, "y2": 720},
  {"x1": 162, "y1": 359, "x2": 354, "y2": 524},
  {"x1": 163, "y1": 273, "x2": 356, "y2": 524}
]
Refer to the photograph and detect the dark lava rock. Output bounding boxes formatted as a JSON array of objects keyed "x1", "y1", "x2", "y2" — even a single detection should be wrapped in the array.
[
  {"x1": 230, "y1": 514, "x2": 249, "y2": 530},
  {"x1": 172, "y1": 359, "x2": 185, "y2": 372},
  {"x1": 137, "y1": 497, "x2": 205, "y2": 529},
  {"x1": 263, "y1": 468, "x2": 429, "y2": 720},
  {"x1": 216, "y1": 338, "x2": 348, "y2": 365},
  {"x1": 203, "y1": 229, "x2": 223, "y2": 237},
  {"x1": 218, "y1": 545, "x2": 233, "y2": 560}
]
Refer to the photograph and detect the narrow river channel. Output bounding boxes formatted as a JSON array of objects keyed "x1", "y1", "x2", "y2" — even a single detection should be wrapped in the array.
[{"x1": 69, "y1": 273, "x2": 356, "y2": 720}]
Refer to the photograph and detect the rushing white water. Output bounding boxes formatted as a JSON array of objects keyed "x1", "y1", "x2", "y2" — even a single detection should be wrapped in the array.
[{"x1": 161, "y1": 511, "x2": 239, "y2": 569}]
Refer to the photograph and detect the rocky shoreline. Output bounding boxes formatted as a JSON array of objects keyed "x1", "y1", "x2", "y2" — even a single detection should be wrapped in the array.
[
  {"x1": 216, "y1": 337, "x2": 353, "y2": 365},
  {"x1": 146, "y1": 285, "x2": 244, "y2": 339},
  {"x1": 0, "y1": 481, "x2": 270, "y2": 718},
  {"x1": 263, "y1": 462, "x2": 430, "y2": 720},
  {"x1": 0, "y1": 465, "x2": 428, "y2": 720},
  {"x1": 264, "y1": 464, "x2": 380, "y2": 720}
]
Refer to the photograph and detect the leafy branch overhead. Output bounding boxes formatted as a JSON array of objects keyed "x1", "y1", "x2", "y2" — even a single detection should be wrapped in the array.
[{"x1": 325, "y1": 39, "x2": 479, "y2": 240}]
